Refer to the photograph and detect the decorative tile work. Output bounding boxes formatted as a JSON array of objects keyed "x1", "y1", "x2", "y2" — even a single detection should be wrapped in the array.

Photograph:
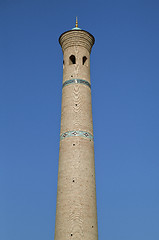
[
  {"x1": 62, "y1": 79, "x2": 91, "y2": 89},
  {"x1": 60, "y1": 130, "x2": 94, "y2": 141}
]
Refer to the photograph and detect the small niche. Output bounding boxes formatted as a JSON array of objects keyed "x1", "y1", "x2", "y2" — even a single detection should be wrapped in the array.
[
  {"x1": 71, "y1": 233, "x2": 73, "y2": 236},
  {"x1": 73, "y1": 144, "x2": 75, "y2": 146},
  {"x1": 75, "y1": 104, "x2": 77, "y2": 106},
  {"x1": 71, "y1": 75, "x2": 73, "y2": 77},
  {"x1": 83, "y1": 56, "x2": 87, "y2": 66},
  {"x1": 72, "y1": 180, "x2": 75, "y2": 182},
  {"x1": 92, "y1": 226, "x2": 94, "y2": 228},
  {"x1": 69, "y1": 55, "x2": 76, "y2": 65}
]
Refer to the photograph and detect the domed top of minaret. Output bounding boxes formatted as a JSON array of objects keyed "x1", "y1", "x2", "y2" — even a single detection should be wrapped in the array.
[{"x1": 59, "y1": 18, "x2": 95, "y2": 53}]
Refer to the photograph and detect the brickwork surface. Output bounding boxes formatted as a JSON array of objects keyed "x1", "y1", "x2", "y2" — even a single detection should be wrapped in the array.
[{"x1": 55, "y1": 29, "x2": 98, "y2": 240}]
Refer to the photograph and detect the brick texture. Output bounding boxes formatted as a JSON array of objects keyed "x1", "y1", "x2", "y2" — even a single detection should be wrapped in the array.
[{"x1": 55, "y1": 29, "x2": 98, "y2": 240}]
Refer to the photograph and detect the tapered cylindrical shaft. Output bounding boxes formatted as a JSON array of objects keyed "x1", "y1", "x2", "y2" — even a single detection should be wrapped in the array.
[{"x1": 55, "y1": 26, "x2": 98, "y2": 240}]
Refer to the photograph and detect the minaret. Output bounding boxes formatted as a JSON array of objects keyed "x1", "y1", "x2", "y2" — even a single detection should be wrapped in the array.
[{"x1": 55, "y1": 19, "x2": 98, "y2": 240}]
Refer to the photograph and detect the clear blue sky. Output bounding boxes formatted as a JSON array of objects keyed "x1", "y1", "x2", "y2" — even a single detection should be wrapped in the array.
[{"x1": 1, "y1": 0, "x2": 159, "y2": 239}]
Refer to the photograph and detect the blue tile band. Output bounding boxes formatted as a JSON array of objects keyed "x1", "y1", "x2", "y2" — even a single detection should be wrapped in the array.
[
  {"x1": 62, "y1": 79, "x2": 91, "y2": 89},
  {"x1": 60, "y1": 130, "x2": 94, "y2": 141}
]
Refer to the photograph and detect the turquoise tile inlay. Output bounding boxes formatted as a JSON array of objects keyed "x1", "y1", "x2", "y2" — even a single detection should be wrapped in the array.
[
  {"x1": 60, "y1": 130, "x2": 94, "y2": 141},
  {"x1": 62, "y1": 79, "x2": 91, "y2": 89}
]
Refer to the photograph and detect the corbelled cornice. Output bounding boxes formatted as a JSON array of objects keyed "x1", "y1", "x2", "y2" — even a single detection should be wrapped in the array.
[{"x1": 59, "y1": 30, "x2": 95, "y2": 53}]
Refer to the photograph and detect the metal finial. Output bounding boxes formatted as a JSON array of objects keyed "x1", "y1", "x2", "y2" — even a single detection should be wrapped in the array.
[{"x1": 76, "y1": 16, "x2": 78, "y2": 28}]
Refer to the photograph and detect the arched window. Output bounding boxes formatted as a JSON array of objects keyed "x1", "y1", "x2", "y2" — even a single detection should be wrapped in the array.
[
  {"x1": 83, "y1": 56, "x2": 87, "y2": 66},
  {"x1": 69, "y1": 55, "x2": 76, "y2": 65}
]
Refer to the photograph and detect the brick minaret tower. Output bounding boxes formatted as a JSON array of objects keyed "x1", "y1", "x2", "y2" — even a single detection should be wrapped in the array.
[{"x1": 55, "y1": 19, "x2": 98, "y2": 240}]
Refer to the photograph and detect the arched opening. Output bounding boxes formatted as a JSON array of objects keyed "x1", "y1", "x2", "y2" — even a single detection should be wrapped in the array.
[
  {"x1": 83, "y1": 56, "x2": 87, "y2": 65},
  {"x1": 69, "y1": 55, "x2": 76, "y2": 65}
]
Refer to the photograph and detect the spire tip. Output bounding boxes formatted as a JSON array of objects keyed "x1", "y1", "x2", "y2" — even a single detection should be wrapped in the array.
[{"x1": 76, "y1": 16, "x2": 78, "y2": 28}]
